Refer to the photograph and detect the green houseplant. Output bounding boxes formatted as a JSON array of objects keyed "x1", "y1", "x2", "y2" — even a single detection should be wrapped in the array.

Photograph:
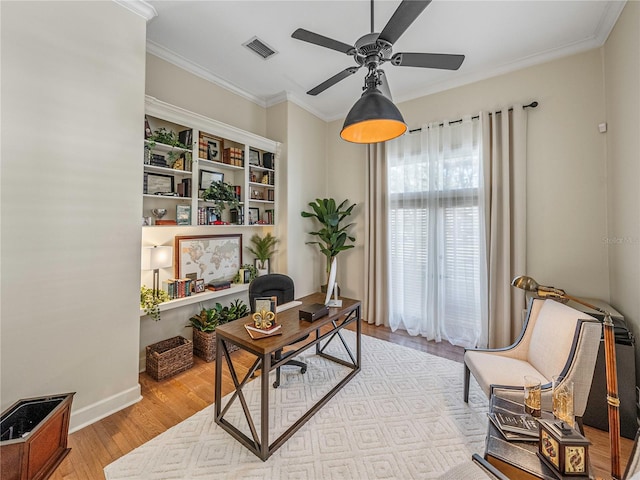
[
  {"x1": 140, "y1": 286, "x2": 170, "y2": 321},
  {"x1": 201, "y1": 180, "x2": 240, "y2": 218},
  {"x1": 233, "y1": 263, "x2": 258, "y2": 284},
  {"x1": 301, "y1": 198, "x2": 356, "y2": 278},
  {"x1": 187, "y1": 299, "x2": 249, "y2": 361},
  {"x1": 247, "y1": 233, "x2": 278, "y2": 274}
]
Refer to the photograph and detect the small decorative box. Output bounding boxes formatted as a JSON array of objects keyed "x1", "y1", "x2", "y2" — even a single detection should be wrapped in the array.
[{"x1": 537, "y1": 419, "x2": 590, "y2": 478}]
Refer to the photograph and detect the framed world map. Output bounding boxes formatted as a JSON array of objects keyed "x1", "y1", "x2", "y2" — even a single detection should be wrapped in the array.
[{"x1": 175, "y1": 234, "x2": 242, "y2": 285}]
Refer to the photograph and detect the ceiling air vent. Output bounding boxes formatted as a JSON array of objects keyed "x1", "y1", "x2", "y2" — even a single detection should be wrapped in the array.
[{"x1": 243, "y1": 36, "x2": 278, "y2": 60}]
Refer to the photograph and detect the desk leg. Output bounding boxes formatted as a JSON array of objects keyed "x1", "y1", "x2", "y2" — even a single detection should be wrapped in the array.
[
  {"x1": 260, "y1": 352, "x2": 270, "y2": 460},
  {"x1": 214, "y1": 332, "x2": 223, "y2": 420}
]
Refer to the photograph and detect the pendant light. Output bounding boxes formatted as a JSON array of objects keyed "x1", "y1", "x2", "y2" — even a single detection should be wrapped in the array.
[{"x1": 340, "y1": 68, "x2": 407, "y2": 144}]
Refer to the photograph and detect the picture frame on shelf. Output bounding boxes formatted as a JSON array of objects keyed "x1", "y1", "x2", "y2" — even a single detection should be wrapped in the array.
[
  {"x1": 207, "y1": 138, "x2": 223, "y2": 162},
  {"x1": 249, "y1": 149, "x2": 261, "y2": 166},
  {"x1": 176, "y1": 205, "x2": 191, "y2": 225},
  {"x1": 175, "y1": 234, "x2": 242, "y2": 285},
  {"x1": 145, "y1": 173, "x2": 174, "y2": 195},
  {"x1": 199, "y1": 170, "x2": 224, "y2": 190},
  {"x1": 195, "y1": 278, "x2": 205, "y2": 293},
  {"x1": 248, "y1": 207, "x2": 259, "y2": 224}
]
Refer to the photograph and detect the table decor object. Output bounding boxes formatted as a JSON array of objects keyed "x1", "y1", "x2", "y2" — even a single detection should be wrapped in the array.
[{"x1": 538, "y1": 418, "x2": 590, "y2": 478}]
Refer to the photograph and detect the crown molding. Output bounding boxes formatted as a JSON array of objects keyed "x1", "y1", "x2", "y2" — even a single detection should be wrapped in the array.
[
  {"x1": 113, "y1": 0, "x2": 157, "y2": 21},
  {"x1": 147, "y1": 41, "x2": 267, "y2": 108},
  {"x1": 265, "y1": 91, "x2": 331, "y2": 122},
  {"x1": 593, "y1": 0, "x2": 626, "y2": 45}
]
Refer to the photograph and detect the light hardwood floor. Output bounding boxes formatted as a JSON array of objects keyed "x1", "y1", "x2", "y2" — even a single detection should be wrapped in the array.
[{"x1": 50, "y1": 322, "x2": 633, "y2": 479}]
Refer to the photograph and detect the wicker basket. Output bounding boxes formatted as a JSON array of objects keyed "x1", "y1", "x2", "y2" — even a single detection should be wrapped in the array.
[
  {"x1": 192, "y1": 329, "x2": 239, "y2": 362},
  {"x1": 146, "y1": 336, "x2": 193, "y2": 381}
]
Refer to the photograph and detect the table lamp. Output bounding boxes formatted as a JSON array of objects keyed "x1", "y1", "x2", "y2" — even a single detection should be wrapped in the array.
[
  {"x1": 142, "y1": 245, "x2": 173, "y2": 298},
  {"x1": 511, "y1": 275, "x2": 621, "y2": 479}
]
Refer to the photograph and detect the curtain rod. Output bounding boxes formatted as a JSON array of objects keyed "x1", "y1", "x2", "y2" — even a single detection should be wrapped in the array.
[{"x1": 408, "y1": 101, "x2": 538, "y2": 133}]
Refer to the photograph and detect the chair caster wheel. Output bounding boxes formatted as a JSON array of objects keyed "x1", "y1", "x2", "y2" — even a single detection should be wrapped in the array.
[
  {"x1": 273, "y1": 381, "x2": 280, "y2": 389},
  {"x1": 301, "y1": 366, "x2": 307, "y2": 374}
]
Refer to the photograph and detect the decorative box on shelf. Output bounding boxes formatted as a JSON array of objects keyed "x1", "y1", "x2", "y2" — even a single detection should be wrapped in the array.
[
  {"x1": 145, "y1": 336, "x2": 193, "y2": 381},
  {"x1": 537, "y1": 419, "x2": 590, "y2": 478}
]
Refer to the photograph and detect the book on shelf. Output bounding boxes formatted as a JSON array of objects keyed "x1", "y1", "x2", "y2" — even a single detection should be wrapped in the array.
[
  {"x1": 488, "y1": 412, "x2": 540, "y2": 441},
  {"x1": 244, "y1": 322, "x2": 282, "y2": 339}
]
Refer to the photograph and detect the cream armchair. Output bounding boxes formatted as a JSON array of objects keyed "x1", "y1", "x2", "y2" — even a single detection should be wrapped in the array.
[{"x1": 464, "y1": 298, "x2": 601, "y2": 428}]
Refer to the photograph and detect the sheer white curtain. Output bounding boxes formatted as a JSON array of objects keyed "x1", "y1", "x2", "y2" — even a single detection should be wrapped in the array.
[{"x1": 386, "y1": 117, "x2": 482, "y2": 347}]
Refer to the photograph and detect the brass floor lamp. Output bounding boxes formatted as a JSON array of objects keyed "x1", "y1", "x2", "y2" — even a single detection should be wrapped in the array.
[{"x1": 511, "y1": 275, "x2": 621, "y2": 480}]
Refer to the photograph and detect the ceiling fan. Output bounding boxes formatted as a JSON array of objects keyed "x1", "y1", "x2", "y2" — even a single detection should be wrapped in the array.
[{"x1": 291, "y1": 0, "x2": 465, "y2": 143}]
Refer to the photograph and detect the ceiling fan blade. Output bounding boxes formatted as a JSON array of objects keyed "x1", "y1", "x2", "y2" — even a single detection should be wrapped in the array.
[
  {"x1": 378, "y1": 0, "x2": 432, "y2": 45},
  {"x1": 307, "y1": 67, "x2": 360, "y2": 96},
  {"x1": 292, "y1": 28, "x2": 354, "y2": 55},
  {"x1": 391, "y1": 52, "x2": 465, "y2": 70},
  {"x1": 377, "y1": 69, "x2": 392, "y2": 101}
]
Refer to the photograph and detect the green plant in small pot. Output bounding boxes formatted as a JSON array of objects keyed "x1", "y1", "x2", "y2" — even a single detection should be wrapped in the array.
[
  {"x1": 141, "y1": 286, "x2": 170, "y2": 321},
  {"x1": 247, "y1": 233, "x2": 278, "y2": 275},
  {"x1": 201, "y1": 180, "x2": 240, "y2": 220},
  {"x1": 301, "y1": 198, "x2": 356, "y2": 289}
]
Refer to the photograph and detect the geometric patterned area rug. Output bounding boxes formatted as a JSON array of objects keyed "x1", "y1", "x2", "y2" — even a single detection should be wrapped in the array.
[{"x1": 105, "y1": 331, "x2": 489, "y2": 479}]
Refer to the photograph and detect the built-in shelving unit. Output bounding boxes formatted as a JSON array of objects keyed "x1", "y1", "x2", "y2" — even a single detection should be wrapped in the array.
[
  {"x1": 142, "y1": 96, "x2": 279, "y2": 227},
  {"x1": 139, "y1": 283, "x2": 249, "y2": 317}
]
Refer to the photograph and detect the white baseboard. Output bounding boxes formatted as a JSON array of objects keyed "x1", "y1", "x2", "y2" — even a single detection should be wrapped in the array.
[{"x1": 69, "y1": 384, "x2": 142, "y2": 433}]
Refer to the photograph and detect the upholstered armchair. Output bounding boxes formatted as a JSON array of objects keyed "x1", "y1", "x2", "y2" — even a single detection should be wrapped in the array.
[{"x1": 464, "y1": 298, "x2": 602, "y2": 429}]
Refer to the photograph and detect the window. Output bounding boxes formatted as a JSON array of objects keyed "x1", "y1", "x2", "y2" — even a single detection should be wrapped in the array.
[{"x1": 387, "y1": 119, "x2": 482, "y2": 347}]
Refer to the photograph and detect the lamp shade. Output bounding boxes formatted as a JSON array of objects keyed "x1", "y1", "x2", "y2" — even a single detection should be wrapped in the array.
[
  {"x1": 340, "y1": 87, "x2": 407, "y2": 144},
  {"x1": 142, "y1": 245, "x2": 173, "y2": 270}
]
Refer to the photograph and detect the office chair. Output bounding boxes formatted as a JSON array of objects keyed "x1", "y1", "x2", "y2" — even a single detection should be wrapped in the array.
[{"x1": 249, "y1": 274, "x2": 307, "y2": 388}]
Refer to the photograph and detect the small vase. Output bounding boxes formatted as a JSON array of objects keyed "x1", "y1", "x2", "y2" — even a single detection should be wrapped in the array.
[{"x1": 255, "y1": 258, "x2": 270, "y2": 276}]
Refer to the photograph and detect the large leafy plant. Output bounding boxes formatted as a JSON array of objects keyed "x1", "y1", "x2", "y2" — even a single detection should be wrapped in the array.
[
  {"x1": 301, "y1": 198, "x2": 356, "y2": 275},
  {"x1": 247, "y1": 233, "x2": 278, "y2": 269}
]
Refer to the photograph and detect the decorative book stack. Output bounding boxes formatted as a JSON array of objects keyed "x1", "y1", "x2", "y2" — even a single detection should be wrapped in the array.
[{"x1": 488, "y1": 412, "x2": 539, "y2": 442}]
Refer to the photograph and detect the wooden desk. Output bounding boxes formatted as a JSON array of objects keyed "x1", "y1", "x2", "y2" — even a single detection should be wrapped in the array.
[
  {"x1": 214, "y1": 293, "x2": 361, "y2": 461},
  {"x1": 485, "y1": 396, "x2": 594, "y2": 480}
]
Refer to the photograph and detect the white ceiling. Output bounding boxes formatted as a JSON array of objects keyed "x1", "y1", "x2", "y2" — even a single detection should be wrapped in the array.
[{"x1": 144, "y1": 0, "x2": 625, "y2": 122}]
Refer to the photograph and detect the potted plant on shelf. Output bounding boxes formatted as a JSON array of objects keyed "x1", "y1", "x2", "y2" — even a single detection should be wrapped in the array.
[
  {"x1": 201, "y1": 180, "x2": 240, "y2": 220},
  {"x1": 301, "y1": 198, "x2": 356, "y2": 288},
  {"x1": 247, "y1": 233, "x2": 278, "y2": 276},
  {"x1": 140, "y1": 286, "x2": 170, "y2": 321},
  {"x1": 187, "y1": 299, "x2": 249, "y2": 362}
]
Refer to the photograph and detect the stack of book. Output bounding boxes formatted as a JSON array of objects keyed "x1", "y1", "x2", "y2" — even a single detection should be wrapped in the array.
[
  {"x1": 244, "y1": 322, "x2": 281, "y2": 339},
  {"x1": 488, "y1": 412, "x2": 540, "y2": 442},
  {"x1": 163, "y1": 278, "x2": 193, "y2": 299}
]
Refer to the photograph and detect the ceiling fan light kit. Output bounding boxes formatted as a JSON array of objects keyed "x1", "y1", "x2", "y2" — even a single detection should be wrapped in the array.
[
  {"x1": 292, "y1": 0, "x2": 464, "y2": 144},
  {"x1": 341, "y1": 87, "x2": 407, "y2": 144}
]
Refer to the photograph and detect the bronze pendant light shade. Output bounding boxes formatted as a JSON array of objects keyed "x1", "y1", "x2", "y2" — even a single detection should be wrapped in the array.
[{"x1": 340, "y1": 87, "x2": 407, "y2": 144}]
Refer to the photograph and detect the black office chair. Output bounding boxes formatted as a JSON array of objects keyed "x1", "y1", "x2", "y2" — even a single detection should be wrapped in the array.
[{"x1": 249, "y1": 274, "x2": 307, "y2": 388}]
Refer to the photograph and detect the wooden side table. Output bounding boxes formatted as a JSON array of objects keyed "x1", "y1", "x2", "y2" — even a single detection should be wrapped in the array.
[{"x1": 485, "y1": 395, "x2": 593, "y2": 480}]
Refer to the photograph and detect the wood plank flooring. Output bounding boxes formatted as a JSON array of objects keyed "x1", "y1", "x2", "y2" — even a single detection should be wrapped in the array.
[{"x1": 49, "y1": 322, "x2": 632, "y2": 479}]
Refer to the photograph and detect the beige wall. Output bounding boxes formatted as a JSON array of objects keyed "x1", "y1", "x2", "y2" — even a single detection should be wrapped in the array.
[
  {"x1": 146, "y1": 54, "x2": 267, "y2": 137},
  {"x1": 604, "y1": 1, "x2": 640, "y2": 377},
  {"x1": 285, "y1": 103, "x2": 329, "y2": 296},
  {"x1": 328, "y1": 49, "x2": 611, "y2": 317},
  {"x1": 1, "y1": 1, "x2": 147, "y2": 429}
]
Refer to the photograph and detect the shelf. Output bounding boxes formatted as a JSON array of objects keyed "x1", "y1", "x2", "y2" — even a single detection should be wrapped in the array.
[
  {"x1": 144, "y1": 164, "x2": 192, "y2": 176},
  {"x1": 249, "y1": 165, "x2": 275, "y2": 173},
  {"x1": 249, "y1": 199, "x2": 275, "y2": 204},
  {"x1": 143, "y1": 194, "x2": 191, "y2": 201},
  {"x1": 198, "y1": 158, "x2": 244, "y2": 171},
  {"x1": 249, "y1": 181, "x2": 274, "y2": 188},
  {"x1": 140, "y1": 283, "x2": 249, "y2": 316},
  {"x1": 144, "y1": 140, "x2": 191, "y2": 154}
]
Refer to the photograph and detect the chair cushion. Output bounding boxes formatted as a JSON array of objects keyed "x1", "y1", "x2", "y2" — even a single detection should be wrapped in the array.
[
  {"x1": 527, "y1": 300, "x2": 595, "y2": 380},
  {"x1": 465, "y1": 350, "x2": 546, "y2": 397}
]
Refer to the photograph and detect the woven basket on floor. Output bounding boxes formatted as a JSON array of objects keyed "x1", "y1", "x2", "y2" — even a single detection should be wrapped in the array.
[
  {"x1": 146, "y1": 336, "x2": 193, "y2": 381},
  {"x1": 192, "y1": 329, "x2": 239, "y2": 362}
]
